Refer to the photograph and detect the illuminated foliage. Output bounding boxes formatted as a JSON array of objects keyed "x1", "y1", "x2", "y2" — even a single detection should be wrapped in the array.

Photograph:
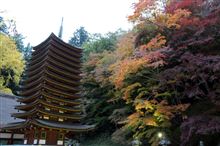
[
  {"x1": 82, "y1": 0, "x2": 220, "y2": 145},
  {"x1": 110, "y1": 58, "x2": 146, "y2": 89}
]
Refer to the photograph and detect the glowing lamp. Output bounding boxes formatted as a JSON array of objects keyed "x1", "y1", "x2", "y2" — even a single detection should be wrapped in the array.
[{"x1": 158, "y1": 132, "x2": 163, "y2": 138}]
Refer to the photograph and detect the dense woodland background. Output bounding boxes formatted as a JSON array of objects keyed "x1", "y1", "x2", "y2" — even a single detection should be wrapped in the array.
[{"x1": 1, "y1": 0, "x2": 220, "y2": 145}]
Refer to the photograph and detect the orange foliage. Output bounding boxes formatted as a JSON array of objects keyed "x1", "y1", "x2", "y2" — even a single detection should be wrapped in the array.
[
  {"x1": 116, "y1": 32, "x2": 135, "y2": 60},
  {"x1": 127, "y1": 112, "x2": 140, "y2": 127},
  {"x1": 143, "y1": 116, "x2": 158, "y2": 126},
  {"x1": 154, "y1": 100, "x2": 190, "y2": 121},
  {"x1": 166, "y1": 9, "x2": 191, "y2": 29},
  {"x1": 128, "y1": 0, "x2": 156, "y2": 22},
  {"x1": 140, "y1": 34, "x2": 166, "y2": 50},
  {"x1": 154, "y1": 9, "x2": 191, "y2": 29},
  {"x1": 85, "y1": 53, "x2": 102, "y2": 67},
  {"x1": 110, "y1": 58, "x2": 147, "y2": 88}
]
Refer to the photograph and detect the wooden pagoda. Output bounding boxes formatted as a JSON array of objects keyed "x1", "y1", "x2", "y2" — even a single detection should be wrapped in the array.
[{"x1": 3, "y1": 33, "x2": 95, "y2": 145}]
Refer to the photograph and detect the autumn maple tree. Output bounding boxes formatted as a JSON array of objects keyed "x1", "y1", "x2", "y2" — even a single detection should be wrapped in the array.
[{"x1": 81, "y1": 0, "x2": 220, "y2": 145}]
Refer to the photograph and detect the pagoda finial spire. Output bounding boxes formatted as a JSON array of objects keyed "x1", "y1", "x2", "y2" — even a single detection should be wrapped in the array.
[{"x1": 58, "y1": 17, "x2": 63, "y2": 39}]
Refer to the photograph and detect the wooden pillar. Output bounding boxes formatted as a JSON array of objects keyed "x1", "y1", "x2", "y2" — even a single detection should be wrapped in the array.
[
  {"x1": 46, "y1": 130, "x2": 58, "y2": 145},
  {"x1": 7, "y1": 132, "x2": 13, "y2": 145},
  {"x1": 26, "y1": 130, "x2": 34, "y2": 144}
]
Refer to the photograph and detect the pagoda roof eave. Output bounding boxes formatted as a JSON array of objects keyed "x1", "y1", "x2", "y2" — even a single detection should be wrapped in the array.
[
  {"x1": 50, "y1": 41, "x2": 82, "y2": 58},
  {"x1": 25, "y1": 63, "x2": 45, "y2": 78},
  {"x1": 41, "y1": 92, "x2": 81, "y2": 105},
  {"x1": 22, "y1": 67, "x2": 79, "y2": 85},
  {"x1": 1, "y1": 121, "x2": 28, "y2": 130},
  {"x1": 12, "y1": 108, "x2": 37, "y2": 119},
  {"x1": 24, "y1": 56, "x2": 82, "y2": 83},
  {"x1": 31, "y1": 44, "x2": 82, "y2": 65},
  {"x1": 15, "y1": 99, "x2": 39, "y2": 110},
  {"x1": 19, "y1": 84, "x2": 42, "y2": 96},
  {"x1": 20, "y1": 76, "x2": 80, "y2": 92},
  {"x1": 28, "y1": 54, "x2": 48, "y2": 71},
  {"x1": 46, "y1": 63, "x2": 81, "y2": 80},
  {"x1": 21, "y1": 70, "x2": 44, "y2": 84},
  {"x1": 2, "y1": 119, "x2": 95, "y2": 132},
  {"x1": 30, "y1": 46, "x2": 49, "y2": 61},
  {"x1": 12, "y1": 108, "x2": 84, "y2": 120},
  {"x1": 17, "y1": 91, "x2": 40, "y2": 103},
  {"x1": 46, "y1": 69, "x2": 80, "y2": 86},
  {"x1": 40, "y1": 100, "x2": 81, "y2": 112},
  {"x1": 19, "y1": 76, "x2": 44, "y2": 89},
  {"x1": 48, "y1": 49, "x2": 81, "y2": 68},
  {"x1": 29, "y1": 47, "x2": 48, "y2": 66},
  {"x1": 34, "y1": 119, "x2": 95, "y2": 132},
  {"x1": 26, "y1": 58, "x2": 81, "y2": 77},
  {"x1": 38, "y1": 109, "x2": 84, "y2": 120},
  {"x1": 44, "y1": 78, "x2": 80, "y2": 93},
  {"x1": 44, "y1": 85, "x2": 80, "y2": 98},
  {"x1": 49, "y1": 46, "x2": 82, "y2": 63},
  {"x1": 20, "y1": 78, "x2": 80, "y2": 97},
  {"x1": 17, "y1": 91, "x2": 81, "y2": 105},
  {"x1": 33, "y1": 33, "x2": 82, "y2": 53},
  {"x1": 16, "y1": 99, "x2": 81, "y2": 112},
  {"x1": 47, "y1": 56, "x2": 81, "y2": 74}
]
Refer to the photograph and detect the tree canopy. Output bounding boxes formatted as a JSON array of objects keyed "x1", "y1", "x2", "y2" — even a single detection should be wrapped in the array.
[
  {"x1": 0, "y1": 33, "x2": 25, "y2": 94},
  {"x1": 1, "y1": 1, "x2": 220, "y2": 145},
  {"x1": 69, "y1": 26, "x2": 89, "y2": 47},
  {"x1": 82, "y1": 0, "x2": 220, "y2": 145}
]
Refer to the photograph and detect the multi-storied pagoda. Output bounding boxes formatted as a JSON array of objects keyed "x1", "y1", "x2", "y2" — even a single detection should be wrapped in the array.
[{"x1": 3, "y1": 33, "x2": 94, "y2": 145}]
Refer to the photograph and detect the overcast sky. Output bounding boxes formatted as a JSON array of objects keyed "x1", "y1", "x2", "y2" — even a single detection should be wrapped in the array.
[{"x1": 1, "y1": 0, "x2": 136, "y2": 46}]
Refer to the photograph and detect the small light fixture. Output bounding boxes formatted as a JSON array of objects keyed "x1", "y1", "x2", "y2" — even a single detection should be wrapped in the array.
[{"x1": 158, "y1": 132, "x2": 163, "y2": 138}]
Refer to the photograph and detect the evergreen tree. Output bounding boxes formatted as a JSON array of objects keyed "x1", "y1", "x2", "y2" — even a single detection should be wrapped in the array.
[
  {"x1": 23, "y1": 43, "x2": 32, "y2": 61},
  {"x1": 12, "y1": 33, "x2": 25, "y2": 53},
  {"x1": 69, "y1": 26, "x2": 89, "y2": 47},
  {"x1": 0, "y1": 16, "x2": 8, "y2": 34},
  {"x1": 0, "y1": 15, "x2": 32, "y2": 62},
  {"x1": 82, "y1": 29, "x2": 125, "y2": 60}
]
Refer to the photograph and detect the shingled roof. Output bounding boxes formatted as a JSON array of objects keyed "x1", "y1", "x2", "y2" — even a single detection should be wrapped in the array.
[
  {"x1": 0, "y1": 93, "x2": 23, "y2": 129},
  {"x1": 2, "y1": 33, "x2": 95, "y2": 133}
]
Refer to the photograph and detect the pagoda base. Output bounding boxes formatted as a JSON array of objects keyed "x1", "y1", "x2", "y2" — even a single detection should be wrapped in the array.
[
  {"x1": 24, "y1": 129, "x2": 65, "y2": 145},
  {"x1": 2, "y1": 119, "x2": 95, "y2": 145}
]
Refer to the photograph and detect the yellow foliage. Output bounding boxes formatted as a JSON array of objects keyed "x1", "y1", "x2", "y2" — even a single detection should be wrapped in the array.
[
  {"x1": 126, "y1": 99, "x2": 190, "y2": 129},
  {"x1": 123, "y1": 83, "x2": 142, "y2": 102},
  {"x1": 0, "y1": 34, "x2": 24, "y2": 71},
  {"x1": 0, "y1": 86, "x2": 12, "y2": 94},
  {"x1": 135, "y1": 99, "x2": 154, "y2": 112},
  {"x1": 0, "y1": 34, "x2": 25, "y2": 89}
]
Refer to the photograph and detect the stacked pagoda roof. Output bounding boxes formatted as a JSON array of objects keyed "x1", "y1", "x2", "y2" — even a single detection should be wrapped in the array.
[
  {"x1": 16, "y1": 33, "x2": 85, "y2": 123},
  {"x1": 2, "y1": 33, "x2": 94, "y2": 145}
]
